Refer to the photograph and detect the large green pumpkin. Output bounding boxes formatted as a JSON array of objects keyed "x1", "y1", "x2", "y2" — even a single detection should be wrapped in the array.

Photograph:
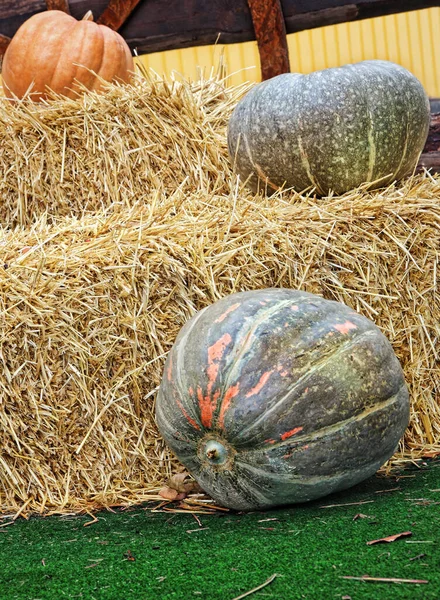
[
  {"x1": 155, "y1": 289, "x2": 410, "y2": 511},
  {"x1": 227, "y1": 60, "x2": 430, "y2": 195}
]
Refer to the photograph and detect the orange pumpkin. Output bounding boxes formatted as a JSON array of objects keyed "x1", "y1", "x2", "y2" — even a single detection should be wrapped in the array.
[{"x1": 2, "y1": 10, "x2": 135, "y2": 102}]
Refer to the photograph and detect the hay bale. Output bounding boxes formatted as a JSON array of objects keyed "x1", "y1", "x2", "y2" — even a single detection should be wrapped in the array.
[
  {"x1": 0, "y1": 69, "x2": 248, "y2": 227},
  {"x1": 0, "y1": 71, "x2": 439, "y2": 515}
]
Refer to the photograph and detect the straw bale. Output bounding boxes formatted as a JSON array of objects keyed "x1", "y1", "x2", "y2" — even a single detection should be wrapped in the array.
[
  {"x1": 0, "y1": 70, "x2": 439, "y2": 515},
  {"x1": 0, "y1": 67, "x2": 247, "y2": 227}
]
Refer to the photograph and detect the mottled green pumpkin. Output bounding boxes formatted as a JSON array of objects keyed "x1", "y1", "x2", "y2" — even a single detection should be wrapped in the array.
[
  {"x1": 227, "y1": 60, "x2": 430, "y2": 195},
  {"x1": 155, "y1": 289, "x2": 410, "y2": 511}
]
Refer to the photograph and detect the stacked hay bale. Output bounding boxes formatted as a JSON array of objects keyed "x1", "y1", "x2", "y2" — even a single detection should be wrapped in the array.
[{"x1": 0, "y1": 72, "x2": 438, "y2": 514}]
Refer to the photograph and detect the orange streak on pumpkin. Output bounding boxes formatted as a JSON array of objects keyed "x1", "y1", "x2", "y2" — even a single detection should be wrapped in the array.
[
  {"x1": 280, "y1": 426, "x2": 303, "y2": 441},
  {"x1": 197, "y1": 333, "x2": 232, "y2": 427},
  {"x1": 166, "y1": 355, "x2": 173, "y2": 382},
  {"x1": 197, "y1": 386, "x2": 212, "y2": 428},
  {"x1": 175, "y1": 397, "x2": 200, "y2": 431},
  {"x1": 218, "y1": 382, "x2": 240, "y2": 429},
  {"x1": 207, "y1": 333, "x2": 232, "y2": 395},
  {"x1": 197, "y1": 387, "x2": 221, "y2": 428},
  {"x1": 245, "y1": 370, "x2": 274, "y2": 398},
  {"x1": 214, "y1": 303, "x2": 241, "y2": 323},
  {"x1": 334, "y1": 321, "x2": 357, "y2": 334}
]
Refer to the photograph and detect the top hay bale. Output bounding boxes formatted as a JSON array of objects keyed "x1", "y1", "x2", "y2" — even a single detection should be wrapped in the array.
[
  {"x1": 0, "y1": 71, "x2": 248, "y2": 227},
  {"x1": 0, "y1": 70, "x2": 439, "y2": 515}
]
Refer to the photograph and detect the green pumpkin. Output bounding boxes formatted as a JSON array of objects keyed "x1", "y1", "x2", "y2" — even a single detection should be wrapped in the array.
[
  {"x1": 227, "y1": 60, "x2": 430, "y2": 195},
  {"x1": 156, "y1": 289, "x2": 410, "y2": 511}
]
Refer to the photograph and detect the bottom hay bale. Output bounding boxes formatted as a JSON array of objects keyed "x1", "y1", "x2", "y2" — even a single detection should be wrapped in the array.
[{"x1": 0, "y1": 177, "x2": 439, "y2": 515}]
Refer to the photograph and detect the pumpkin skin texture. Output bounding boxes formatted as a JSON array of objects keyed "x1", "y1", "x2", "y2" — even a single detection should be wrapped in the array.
[
  {"x1": 227, "y1": 60, "x2": 430, "y2": 196},
  {"x1": 156, "y1": 289, "x2": 410, "y2": 511},
  {"x1": 2, "y1": 11, "x2": 134, "y2": 102}
]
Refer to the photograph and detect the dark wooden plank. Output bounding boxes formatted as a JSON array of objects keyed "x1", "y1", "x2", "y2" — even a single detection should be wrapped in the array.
[
  {"x1": 0, "y1": 1, "x2": 47, "y2": 21},
  {"x1": 247, "y1": 0, "x2": 290, "y2": 80},
  {"x1": 0, "y1": 1, "x2": 99, "y2": 39},
  {"x1": 282, "y1": 1, "x2": 440, "y2": 34},
  {"x1": 1, "y1": 0, "x2": 439, "y2": 55},
  {"x1": 110, "y1": 0, "x2": 252, "y2": 52},
  {"x1": 418, "y1": 110, "x2": 440, "y2": 172},
  {"x1": 417, "y1": 151, "x2": 440, "y2": 173},
  {"x1": 423, "y1": 112, "x2": 440, "y2": 154}
]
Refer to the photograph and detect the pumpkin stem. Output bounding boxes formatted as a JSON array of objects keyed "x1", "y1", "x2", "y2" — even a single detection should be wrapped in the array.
[
  {"x1": 82, "y1": 10, "x2": 94, "y2": 21},
  {"x1": 203, "y1": 439, "x2": 229, "y2": 466}
]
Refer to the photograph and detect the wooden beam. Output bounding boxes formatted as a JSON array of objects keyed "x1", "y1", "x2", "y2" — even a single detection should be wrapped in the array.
[
  {"x1": 45, "y1": 0, "x2": 71, "y2": 12},
  {"x1": 0, "y1": 0, "x2": 438, "y2": 55},
  {"x1": 97, "y1": 0, "x2": 143, "y2": 31},
  {"x1": 247, "y1": 0, "x2": 290, "y2": 80},
  {"x1": 0, "y1": 33, "x2": 10, "y2": 57}
]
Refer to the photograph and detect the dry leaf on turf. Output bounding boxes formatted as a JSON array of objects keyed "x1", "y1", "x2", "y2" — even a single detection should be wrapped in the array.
[
  {"x1": 366, "y1": 531, "x2": 412, "y2": 545},
  {"x1": 123, "y1": 550, "x2": 136, "y2": 561},
  {"x1": 159, "y1": 472, "x2": 203, "y2": 500},
  {"x1": 158, "y1": 488, "x2": 187, "y2": 501}
]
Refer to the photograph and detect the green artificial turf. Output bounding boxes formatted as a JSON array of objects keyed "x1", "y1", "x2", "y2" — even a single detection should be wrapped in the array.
[{"x1": 0, "y1": 460, "x2": 439, "y2": 600}]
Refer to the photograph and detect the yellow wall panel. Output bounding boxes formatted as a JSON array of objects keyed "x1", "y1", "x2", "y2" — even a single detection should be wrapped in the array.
[{"x1": 135, "y1": 8, "x2": 440, "y2": 97}]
